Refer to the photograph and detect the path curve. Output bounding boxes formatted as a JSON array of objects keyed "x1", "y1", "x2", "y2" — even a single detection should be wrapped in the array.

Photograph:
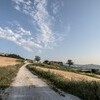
[{"x1": 3, "y1": 63, "x2": 81, "y2": 100}]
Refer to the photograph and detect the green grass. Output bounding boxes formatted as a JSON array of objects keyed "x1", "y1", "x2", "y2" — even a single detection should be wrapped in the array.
[{"x1": 27, "y1": 65, "x2": 100, "y2": 100}]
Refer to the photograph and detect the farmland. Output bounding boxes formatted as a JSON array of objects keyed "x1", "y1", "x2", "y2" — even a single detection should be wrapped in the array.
[
  {"x1": 27, "y1": 64, "x2": 100, "y2": 100},
  {"x1": 0, "y1": 56, "x2": 19, "y2": 67}
]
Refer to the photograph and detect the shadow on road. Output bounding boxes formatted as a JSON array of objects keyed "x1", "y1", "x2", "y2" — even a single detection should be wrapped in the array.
[{"x1": 0, "y1": 85, "x2": 73, "y2": 100}]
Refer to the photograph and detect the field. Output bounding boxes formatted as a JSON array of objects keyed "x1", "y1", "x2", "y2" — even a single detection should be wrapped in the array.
[
  {"x1": 27, "y1": 64, "x2": 100, "y2": 100},
  {"x1": 0, "y1": 56, "x2": 19, "y2": 67},
  {"x1": 0, "y1": 56, "x2": 24, "y2": 99},
  {"x1": 0, "y1": 56, "x2": 24, "y2": 86},
  {"x1": 31, "y1": 63, "x2": 100, "y2": 81},
  {"x1": 36, "y1": 67, "x2": 100, "y2": 81}
]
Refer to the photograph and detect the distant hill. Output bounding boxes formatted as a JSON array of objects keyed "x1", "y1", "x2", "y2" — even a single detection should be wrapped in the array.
[
  {"x1": 0, "y1": 56, "x2": 19, "y2": 66},
  {"x1": 64, "y1": 63, "x2": 100, "y2": 70},
  {"x1": 0, "y1": 53, "x2": 24, "y2": 60},
  {"x1": 74, "y1": 64, "x2": 100, "y2": 70}
]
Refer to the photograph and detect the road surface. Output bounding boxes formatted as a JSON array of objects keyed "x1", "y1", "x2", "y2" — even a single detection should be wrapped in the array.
[{"x1": 3, "y1": 63, "x2": 81, "y2": 100}]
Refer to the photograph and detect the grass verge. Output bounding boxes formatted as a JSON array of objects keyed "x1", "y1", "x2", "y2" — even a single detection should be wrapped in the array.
[
  {"x1": 31, "y1": 63, "x2": 100, "y2": 79},
  {"x1": 27, "y1": 65, "x2": 100, "y2": 100},
  {"x1": 0, "y1": 63, "x2": 24, "y2": 99}
]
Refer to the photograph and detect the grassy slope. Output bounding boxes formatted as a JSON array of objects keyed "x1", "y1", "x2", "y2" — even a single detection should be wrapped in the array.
[
  {"x1": 27, "y1": 65, "x2": 100, "y2": 100},
  {"x1": 32, "y1": 63, "x2": 100, "y2": 79},
  {"x1": 36, "y1": 67, "x2": 100, "y2": 82},
  {"x1": 0, "y1": 56, "x2": 24, "y2": 67}
]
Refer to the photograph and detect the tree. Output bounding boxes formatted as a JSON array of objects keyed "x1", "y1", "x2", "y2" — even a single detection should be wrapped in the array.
[
  {"x1": 34, "y1": 56, "x2": 41, "y2": 62},
  {"x1": 43, "y1": 60, "x2": 49, "y2": 64},
  {"x1": 66, "y1": 60, "x2": 74, "y2": 67}
]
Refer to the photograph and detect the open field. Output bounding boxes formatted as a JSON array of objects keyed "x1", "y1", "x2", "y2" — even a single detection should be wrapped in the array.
[
  {"x1": 32, "y1": 63, "x2": 100, "y2": 80},
  {"x1": 36, "y1": 67, "x2": 100, "y2": 82},
  {"x1": 0, "y1": 56, "x2": 22, "y2": 67},
  {"x1": 27, "y1": 65, "x2": 100, "y2": 100}
]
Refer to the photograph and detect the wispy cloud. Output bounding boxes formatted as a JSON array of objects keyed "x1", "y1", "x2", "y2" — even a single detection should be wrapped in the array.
[
  {"x1": 0, "y1": 23, "x2": 42, "y2": 51},
  {"x1": 52, "y1": 1, "x2": 61, "y2": 14},
  {"x1": 12, "y1": 0, "x2": 56, "y2": 48},
  {"x1": 0, "y1": 0, "x2": 68, "y2": 52}
]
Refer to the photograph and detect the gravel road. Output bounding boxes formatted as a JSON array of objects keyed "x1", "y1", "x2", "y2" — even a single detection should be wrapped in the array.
[{"x1": 3, "y1": 63, "x2": 81, "y2": 100}]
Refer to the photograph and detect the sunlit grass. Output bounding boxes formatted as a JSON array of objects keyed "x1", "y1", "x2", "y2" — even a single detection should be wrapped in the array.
[
  {"x1": 27, "y1": 65, "x2": 100, "y2": 100},
  {"x1": 0, "y1": 63, "x2": 23, "y2": 88}
]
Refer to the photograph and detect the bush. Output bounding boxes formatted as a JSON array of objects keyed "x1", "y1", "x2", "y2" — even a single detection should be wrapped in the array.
[{"x1": 91, "y1": 69, "x2": 99, "y2": 74}]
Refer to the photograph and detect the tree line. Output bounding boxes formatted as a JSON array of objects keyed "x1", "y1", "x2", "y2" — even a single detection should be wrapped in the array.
[{"x1": 34, "y1": 56, "x2": 74, "y2": 67}]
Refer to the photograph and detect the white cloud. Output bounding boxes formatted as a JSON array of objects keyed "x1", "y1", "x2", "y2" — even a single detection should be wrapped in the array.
[
  {"x1": 12, "y1": 0, "x2": 57, "y2": 49},
  {"x1": 0, "y1": 24, "x2": 42, "y2": 52},
  {"x1": 15, "y1": 5, "x2": 20, "y2": 11},
  {"x1": 0, "y1": 0, "x2": 69, "y2": 52},
  {"x1": 52, "y1": 1, "x2": 60, "y2": 14}
]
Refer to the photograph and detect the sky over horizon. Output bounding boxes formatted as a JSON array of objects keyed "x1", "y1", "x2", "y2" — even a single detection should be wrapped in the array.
[{"x1": 0, "y1": 0, "x2": 100, "y2": 64}]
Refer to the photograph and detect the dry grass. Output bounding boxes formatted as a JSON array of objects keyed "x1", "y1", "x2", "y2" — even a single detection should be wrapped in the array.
[
  {"x1": 0, "y1": 56, "x2": 19, "y2": 67},
  {"x1": 36, "y1": 67, "x2": 100, "y2": 82},
  {"x1": 27, "y1": 65, "x2": 100, "y2": 100}
]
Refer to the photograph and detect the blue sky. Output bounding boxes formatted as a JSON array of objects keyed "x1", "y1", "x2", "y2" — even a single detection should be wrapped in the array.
[{"x1": 0, "y1": 0, "x2": 100, "y2": 64}]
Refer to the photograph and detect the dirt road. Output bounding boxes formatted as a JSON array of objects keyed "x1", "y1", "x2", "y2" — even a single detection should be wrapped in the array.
[{"x1": 3, "y1": 64, "x2": 80, "y2": 100}]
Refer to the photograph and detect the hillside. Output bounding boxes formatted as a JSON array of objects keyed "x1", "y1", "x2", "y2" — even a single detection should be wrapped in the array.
[
  {"x1": 64, "y1": 63, "x2": 100, "y2": 70},
  {"x1": 0, "y1": 53, "x2": 24, "y2": 59},
  {"x1": 75, "y1": 64, "x2": 100, "y2": 70},
  {"x1": 0, "y1": 56, "x2": 20, "y2": 67},
  {"x1": 36, "y1": 67, "x2": 100, "y2": 81}
]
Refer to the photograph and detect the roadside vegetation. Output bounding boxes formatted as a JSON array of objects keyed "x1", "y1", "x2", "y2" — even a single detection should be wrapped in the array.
[
  {"x1": 0, "y1": 63, "x2": 24, "y2": 99},
  {"x1": 31, "y1": 63, "x2": 100, "y2": 79},
  {"x1": 34, "y1": 67, "x2": 100, "y2": 82},
  {"x1": 27, "y1": 65, "x2": 100, "y2": 100}
]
